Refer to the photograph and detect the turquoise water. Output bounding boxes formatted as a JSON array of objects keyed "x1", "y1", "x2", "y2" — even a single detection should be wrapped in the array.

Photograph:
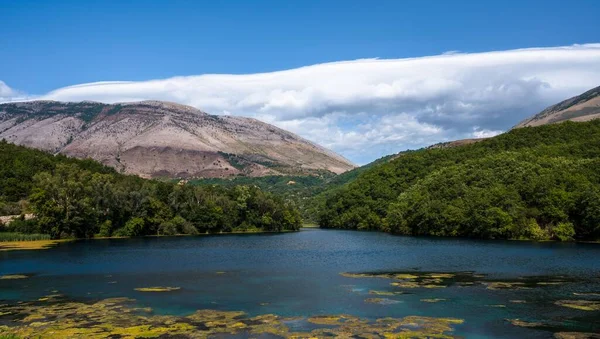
[{"x1": 1, "y1": 228, "x2": 600, "y2": 338}]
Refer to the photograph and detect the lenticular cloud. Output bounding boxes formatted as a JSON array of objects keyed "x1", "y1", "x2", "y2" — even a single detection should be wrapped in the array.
[{"x1": 5, "y1": 44, "x2": 600, "y2": 163}]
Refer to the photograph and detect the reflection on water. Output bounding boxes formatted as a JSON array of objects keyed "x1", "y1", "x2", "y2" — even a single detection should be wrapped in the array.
[{"x1": 1, "y1": 228, "x2": 600, "y2": 338}]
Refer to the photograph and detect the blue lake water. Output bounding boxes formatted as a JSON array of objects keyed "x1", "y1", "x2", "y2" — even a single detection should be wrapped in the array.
[{"x1": 1, "y1": 228, "x2": 600, "y2": 338}]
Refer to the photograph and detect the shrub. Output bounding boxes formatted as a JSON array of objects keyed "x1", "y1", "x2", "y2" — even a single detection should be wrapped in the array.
[{"x1": 551, "y1": 222, "x2": 575, "y2": 241}]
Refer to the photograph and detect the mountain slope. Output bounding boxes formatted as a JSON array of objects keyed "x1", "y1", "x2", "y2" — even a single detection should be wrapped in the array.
[
  {"x1": 0, "y1": 100, "x2": 355, "y2": 178},
  {"x1": 515, "y1": 85, "x2": 600, "y2": 128},
  {"x1": 316, "y1": 119, "x2": 600, "y2": 240}
]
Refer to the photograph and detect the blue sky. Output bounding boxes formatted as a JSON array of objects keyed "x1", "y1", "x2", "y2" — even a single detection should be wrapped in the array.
[
  {"x1": 1, "y1": 0, "x2": 600, "y2": 164},
  {"x1": 2, "y1": 0, "x2": 599, "y2": 93}
]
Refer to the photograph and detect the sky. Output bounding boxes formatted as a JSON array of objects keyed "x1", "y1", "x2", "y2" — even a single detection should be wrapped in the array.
[{"x1": 1, "y1": 0, "x2": 600, "y2": 164}]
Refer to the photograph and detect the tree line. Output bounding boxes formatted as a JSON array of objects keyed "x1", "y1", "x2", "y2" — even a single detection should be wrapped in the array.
[{"x1": 0, "y1": 140, "x2": 301, "y2": 239}]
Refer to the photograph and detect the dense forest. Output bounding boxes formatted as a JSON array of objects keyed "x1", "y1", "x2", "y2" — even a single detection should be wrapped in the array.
[
  {"x1": 0, "y1": 140, "x2": 302, "y2": 239},
  {"x1": 317, "y1": 120, "x2": 600, "y2": 241},
  {"x1": 3, "y1": 120, "x2": 600, "y2": 242},
  {"x1": 188, "y1": 175, "x2": 329, "y2": 222},
  {"x1": 189, "y1": 153, "x2": 402, "y2": 222}
]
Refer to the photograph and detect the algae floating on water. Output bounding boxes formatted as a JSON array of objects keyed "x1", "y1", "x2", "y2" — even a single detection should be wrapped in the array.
[
  {"x1": 134, "y1": 286, "x2": 181, "y2": 292},
  {"x1": 421, "y1": 298, "x2": 447, "y2": 303},
  {"x1": 0, "y1": 275, "x2": 28, "y2": 280},
  {"x1": 364, "y1": 297, "x2": 402, "y2": 305},
  {"x1": 555, "y1": 300, "x2": 600, "y2": 311},
  {"x1": 0, "y1": 296, "x2": 465, "y2": 338}
]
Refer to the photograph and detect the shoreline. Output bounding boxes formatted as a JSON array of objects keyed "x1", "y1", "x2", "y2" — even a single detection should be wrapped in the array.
[
  {"x1": 0, "y1": 229, "x2": 300, "y2": 251},
  {"x1": 3, "y1": 228, "x2": 599, "y2": 252}
]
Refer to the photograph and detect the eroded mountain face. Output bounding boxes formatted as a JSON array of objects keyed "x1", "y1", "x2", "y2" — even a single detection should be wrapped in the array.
[
  {"x1": 515, "y1": 85, "x2": 600, "y2": 128},
  {"x1": 0, "y1": 100, "x2": 355, "y2": 178}
]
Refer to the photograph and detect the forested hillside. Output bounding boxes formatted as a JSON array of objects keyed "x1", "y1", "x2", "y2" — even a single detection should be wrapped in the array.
[
  {"x1": 0, "y1": 140, "x2": 301, "y2": 239},
  {"x1": 318, "y1": 121, "x2": 600, "y2": 241},
  {"x1": 188, "y1": 152, "x2": 402, "y2": 222}
]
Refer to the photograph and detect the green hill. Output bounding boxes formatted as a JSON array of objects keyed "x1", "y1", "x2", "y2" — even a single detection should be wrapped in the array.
[
  {"x1": 317, "y1": 120, "x2": 600, "y2": 241},
  {"x1": 0, "y1": 140, "x2": 301, "y2": 239},
  {"x1": 187, "y1": 152, "x2": 403, "y2": 222}
]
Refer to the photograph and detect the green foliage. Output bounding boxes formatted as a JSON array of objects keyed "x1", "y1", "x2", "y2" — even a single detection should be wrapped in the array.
[
  {"x1": 0, "y1": 141, "x2": 302, "y2": 239},
  {"x1": 217, "y1": 152, "x2": 247, "y2": 171},
  {"x1": 4, "y1": 217, "x2": 40, "y2": 234},
  {"x1": 189, "y1": 174, "x2": 334, "y2": 222},
  {"x1": 117, "y1": 217, "x2": 145, "y2": 237},
  {"x1": 551, "y1": 222, "x2": 576, "y2": 241},
  {"x1": 318, "y1": 120, "x2": 600, "y2": 241},
  {"x1": 0, "y1": 232, "x2": 50, "y2": 242},
  {"x1": 97, "y1": 220, "x2": 112, "y2": 237}
]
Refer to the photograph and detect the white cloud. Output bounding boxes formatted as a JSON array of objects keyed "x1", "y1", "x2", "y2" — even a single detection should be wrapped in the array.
[
  {"x1": 471, "y1": 127, "x2": 503, "y2": 139},
  {"x1": 2, "y1": 43, "x2": 600, "y2": 164},
  {"x1": 0, "y1": 81, "x2": 27, "y2": 102}
]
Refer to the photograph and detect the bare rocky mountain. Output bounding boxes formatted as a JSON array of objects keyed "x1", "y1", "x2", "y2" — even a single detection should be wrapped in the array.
[
  {"x1": 515, "y1": 85, "x2": 600, "y2": 128},
  {"x1": 0, "y1": 100, "x2": 355, "y2": 178}
]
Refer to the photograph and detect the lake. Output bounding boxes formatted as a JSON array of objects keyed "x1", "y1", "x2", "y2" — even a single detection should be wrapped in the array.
[{"x1": 1, "y1": 228, "x2": 600, "y2": 338}]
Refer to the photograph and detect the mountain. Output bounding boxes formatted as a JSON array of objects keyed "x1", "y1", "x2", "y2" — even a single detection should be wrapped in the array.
[
  {"x1": 515, "y1": 85, "x2": 600, "y2": 128},
  {"x1": 0, "y1": 100, "x2": 355, "y2": 178}
]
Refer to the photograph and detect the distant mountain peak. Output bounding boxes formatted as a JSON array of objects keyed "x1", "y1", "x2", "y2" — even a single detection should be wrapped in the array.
[{"x1": 515, "y1": 85, "x2": 600, "y2": 128}]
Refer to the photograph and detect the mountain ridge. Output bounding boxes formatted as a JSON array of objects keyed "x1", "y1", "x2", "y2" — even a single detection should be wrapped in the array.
[
  {"x1": 0, "y1": 100, "x2": 355, "y2": 178},
  {"x1": 514, "y1": 85, "x2": 600, "y2": 128}
]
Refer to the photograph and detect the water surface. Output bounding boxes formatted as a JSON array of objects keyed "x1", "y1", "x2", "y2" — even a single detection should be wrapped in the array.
[{"x1": 1, "y1": 228, "x2": 600, "y2": 338}]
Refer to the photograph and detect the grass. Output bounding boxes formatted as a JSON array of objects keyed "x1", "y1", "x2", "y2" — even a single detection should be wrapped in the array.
[
  {"x1": 0, "y1": 232, "x2": 51, "y2": 242},
  {"x1": 0, "y1": 239, "x2": 68, "y2": 251}
]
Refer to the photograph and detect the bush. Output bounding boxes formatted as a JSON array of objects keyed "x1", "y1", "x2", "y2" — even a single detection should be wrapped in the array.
[
  {"x1": 5, "y1": 217, "x2": 40, "y2": 234},
  {"x1": 97, "y1": 220, "x2": 112, "y2": 237},
  {"x1": 113, "y1": 218, "x2": 145, "y2": 237},
  {"x1": 523, "y1": 218, "x2": 549, "y2": 241},
  {"x1": 551, "y1": 222, "x2": 575, "y2": 241}
]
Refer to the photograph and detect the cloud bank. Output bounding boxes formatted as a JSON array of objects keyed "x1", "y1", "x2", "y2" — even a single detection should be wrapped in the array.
[{"x1": 2, "y1": 44, "x2": 600, "y2": 164}]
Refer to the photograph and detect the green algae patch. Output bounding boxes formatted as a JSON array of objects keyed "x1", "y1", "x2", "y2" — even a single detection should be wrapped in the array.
[
  {"x1": 0, "y1": 275, "x2": 28, "y2": 280},
  {"x1": 507, "y1": 319, "x2": 545, "y2": 328},
  {"x1": 394, "y1": 273, "x2": 419, "y2": 279},
  {"x1": 509, "y1": 318, "x2": 600, "y2": 338},
  {"x1": 369, "y1": 290, "x2": 406, "y2": 296},
  {"x1": 308, "y1": 314, "x2": 463, "y2": 338},
  {"x1": 134, "y1": 286, "x2": 181, "y2": 292},
  {"x1": 485, "y1": 282, "x2": 530, "y2": 290},
  {"x1": 0, "y1": 297, "x2": 465, "y2": 338},
  {"x1": 421, "y1": 298, "x2": 447, "y2": 303},
  {"x1": 342, "y1": 271, "x2": 476, "y2": 290},
  {"x1": 307, "y1": 315, "x2": 353, "y2": 325},
  {"x1": 573, "y1": 292, "x2": 600, "y2": 297},
  {"x1": 365, "y1": 298, "x2": 402, "y2": 305},
  {"x1": 554, "y1": 332, "x2": 600, "y2": 338},
  {"x1": 341, "y1": 271, "x2": 577, "y2": 294},
  {"x1": 555, "y1": 300, "x2": 600, "y2": 311}
]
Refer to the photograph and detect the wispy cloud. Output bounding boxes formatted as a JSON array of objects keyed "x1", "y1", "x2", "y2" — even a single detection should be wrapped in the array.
[
  {"x1": 2, "y1": 44, "x2": 600, "y2": 164},
  {"x1": 0, "y1": 81, "x2": 27, "y2": 102}
]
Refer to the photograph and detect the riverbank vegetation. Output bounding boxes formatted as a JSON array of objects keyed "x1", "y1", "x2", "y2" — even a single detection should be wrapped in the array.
[
  {"x1": 317, "y1": 120, "x2": 600, "y2": 241},
  {"x1": 0, "y1": 232, "x2": 50, "y2": 242},
  {"x1": 0, "y1": 141, "x2": 302, "y2": 239}
]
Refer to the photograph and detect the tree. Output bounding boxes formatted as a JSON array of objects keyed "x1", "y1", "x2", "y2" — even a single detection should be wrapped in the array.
[{"x1": 29, "y1": 164, "x2": 96, "y2": 238}]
